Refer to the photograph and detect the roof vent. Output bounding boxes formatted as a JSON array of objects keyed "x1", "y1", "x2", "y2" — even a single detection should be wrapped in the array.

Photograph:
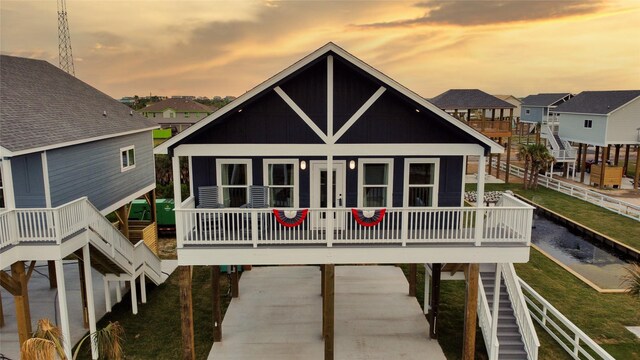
[{"x1": 103, "y1": 111, "x2": 107, "y2": 117}]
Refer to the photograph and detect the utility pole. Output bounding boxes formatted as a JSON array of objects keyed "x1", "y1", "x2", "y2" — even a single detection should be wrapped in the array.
[{"x1": 57, "y1": 0, "x2": 75, "y2": 76}]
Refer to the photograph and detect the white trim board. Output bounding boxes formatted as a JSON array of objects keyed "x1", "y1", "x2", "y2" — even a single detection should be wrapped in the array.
[
  {"x1": 274, "y1": 86, "x2": 329, "y2": 143},
  {"x1": 154, "y1": 42, "x2": 502, "y2": 155},
  {"x1": 357, "y1": 158, "x2": 394, "y2": 208},
  {"x1": 402, "y1": 158, "x2": 440, "y2": 208},
  {"x1": 263, "y1": 158, "x2": 300, "y2": 208},
  {"x1": 174, "y1": 143, "x2": 486, "y2": 157},
  {"x1": 215, "y1": 158, "x2": 253, "y2": 206},
  {"x1": 100, "y1": 183, "x2": 155, "y2": 216},
  {"x1": 3, "y1": 127, "x2": 158, "y2": 158}
]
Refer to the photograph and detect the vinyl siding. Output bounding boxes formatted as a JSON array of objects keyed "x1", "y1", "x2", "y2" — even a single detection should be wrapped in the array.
[
  {"x1": 11, "y1": 153, "x2": 46, "y2": 208},
  {"x1": 607, "y1": 97, "x2": 640, "y2": 144},
  {"x1": 47, "y1": 131, "x2": 155, "y2": 211},
  {"x1": 558, "y1": 113, "x2": 607, "y2": 146},
  {"x1": 520, "y1": 106, "x2": 545, "y2": 123}
]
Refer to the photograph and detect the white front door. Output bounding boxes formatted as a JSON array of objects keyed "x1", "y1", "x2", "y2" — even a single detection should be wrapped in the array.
[{"x1": 310, "y1": 161, "x2": 346, "y2": 229}]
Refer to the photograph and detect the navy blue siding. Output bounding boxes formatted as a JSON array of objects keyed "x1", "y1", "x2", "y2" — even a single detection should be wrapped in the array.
[
  {"x1": 47, "y1": 131, "x2": 155, "y2": 211},
  {"x1": 280, "y1": 58, "x2": 327, "y2": 134},
  {"x1": 192, "y1": 155, "x2": 463, "y2": 208},
  {"x1": 12, "y1": 153, "x2": 46, "y2": 208},
  {"x1": 333, "y1": 57, "x2": 380, "y2": 131}
]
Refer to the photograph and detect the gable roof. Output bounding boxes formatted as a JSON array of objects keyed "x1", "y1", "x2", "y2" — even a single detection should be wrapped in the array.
[
  {"x1": 0, "y1": 55, "x2": 158, "y2": 156},
  {"x1": 521, "y1": 93, "x2": 572, "y2": 107},
  {"x1": 554, "y1": 90, "x2": 640, "y2": 115},
  {"x1": 493, "y1": 94, "x2": 522, "y2": 104},
  {"x1": 141, "y1": 98, "x2": 216, "y2": 113},
  {"x1": 429, "y1": 89, "x2": 515, "y2": 110},
  {"x1": 155, "y1": 43, "x2": 502, "y2": 155}
]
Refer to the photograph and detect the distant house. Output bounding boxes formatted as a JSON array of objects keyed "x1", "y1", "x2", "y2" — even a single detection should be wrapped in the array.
[
  {"x1": 140, "y1": 98, "x2": 216, "y2": 133},
  {"x1": 520, "y1": 93, "x2": 573, "y2": 124},
  {"x1": 119, "y1": 96, "x2": 136, "y2": 105},
  {"x1": 493, "y1": 94, "x2": 522, "y2": 120},
  {"x1": 0, "y1": 55, "x2": 164, "y2": 358}
]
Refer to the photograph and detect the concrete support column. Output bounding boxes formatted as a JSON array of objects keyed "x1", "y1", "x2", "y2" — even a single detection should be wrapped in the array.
[
  {"x1": 55, "y1": 260, "x2": 73, "y2": 360},
  {"x1": 82, "y1": 244, "x2": 99, "y2": 359}
]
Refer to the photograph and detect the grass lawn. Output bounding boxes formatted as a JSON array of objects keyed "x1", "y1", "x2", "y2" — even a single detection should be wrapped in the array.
[
  {"x1": 75, "y1": 265, "x2": 229, "y2": 359},
  {"x1": 469, "y1": 182, "x2": 640, "y2": 251}
]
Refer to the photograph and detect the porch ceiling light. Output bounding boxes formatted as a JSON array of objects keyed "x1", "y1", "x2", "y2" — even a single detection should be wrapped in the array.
[
  {"x1": 349, "y1": 160, "x2": 356, "y2": 170},
  {"x1": 300, "y1": 160, "x2": 307, "y2": 170}
]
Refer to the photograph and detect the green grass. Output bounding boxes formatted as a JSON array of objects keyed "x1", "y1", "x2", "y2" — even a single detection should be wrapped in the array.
[
  {"x1": 516, "y1": 251, "x2": 640, "y2": 360},
  {"x1": 75, "y1": 266, "x2": 230, "y2": 359},
  {"x1": 627, "y1": 161, "x2": 637, "y2": 178},
  {"x1": 470, "y1": 183, "x2": 640, "y2": 251}
]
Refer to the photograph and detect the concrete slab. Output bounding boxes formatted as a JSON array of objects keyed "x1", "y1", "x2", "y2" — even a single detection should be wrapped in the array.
[
  {"x1": 208, "y1": 266, "x2": 446, "y2": 360},
  {"x1": 626, "y1": 326, "x2": 640, "y2": 339}
]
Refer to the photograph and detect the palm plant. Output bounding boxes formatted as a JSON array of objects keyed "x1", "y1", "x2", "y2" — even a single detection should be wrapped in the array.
[
  {"x1": 622, "y1": 263, "x2": 640, "y2": 298},
  {"x1": 21, "y1": 318, "x2": 125, "y2": 360},
  {"x1": 528, "y1": 143, "x2": 554, "y2": 189},
  {"x1": 517, "y1": 144, "x2": 532, "y2": 189}
]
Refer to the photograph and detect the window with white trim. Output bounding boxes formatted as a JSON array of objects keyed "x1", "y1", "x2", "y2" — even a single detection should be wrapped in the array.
[
  {"x1": 263, "y1": 159, "x2": 298, "y2": 208},
  {"x1": 0, "y1": 164, "x2": 5, "y2": 209},
  {"x1": 525, "y1": 109, "x2": 530, "y2": 115},
  {"x1": 358, "y1": 159, "x2": 393, "y2": 207},
  {"x1": 404, "y1": 159, "x2": 439, "y2": 207},
  {"x1": 120, "y1": 146, "x2": 136, "y2": 172},
  {"x1": 216, "y1": 159, "x2": 252, "y2": 207},
  {"x1": 584, "y1": 119, "x2": 593, "y2": 128}
]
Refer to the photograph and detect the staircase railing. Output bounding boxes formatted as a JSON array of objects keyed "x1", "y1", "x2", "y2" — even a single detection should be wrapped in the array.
[
  {"x1": 85, "y1": 200, "x2": 135, "y2": 271},
  {"x1": 519, "y1": 279, "x2": 615, "y2": 360},
  {"x1": 478, "y1": 275, "x2": 499, "y2": 360},
  {"x1": 501, "y1": 263, "x2": 540, "y2": 360},
  {"x1": 134, "y1": 240, "x2": 163, "y2": 284}
]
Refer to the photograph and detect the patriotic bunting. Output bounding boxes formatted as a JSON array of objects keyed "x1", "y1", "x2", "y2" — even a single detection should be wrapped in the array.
[
  {"x1": 351, "y1": 208, "x2": 386, "y2": 227},
  {"x1": 273, "y1": 209, "x2": 309, "y2": 227}
]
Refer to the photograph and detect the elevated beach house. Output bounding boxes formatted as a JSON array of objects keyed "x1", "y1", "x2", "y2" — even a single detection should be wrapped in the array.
[
  {"x1": 554, "y1": 90, "x2": 640, "y2": 189},
  {"x1": 0, "y1": 55, "x2": 164, "y2": 359},
  {"x1": 155, "y1": 43, "x2": 538, "y2": 360}
]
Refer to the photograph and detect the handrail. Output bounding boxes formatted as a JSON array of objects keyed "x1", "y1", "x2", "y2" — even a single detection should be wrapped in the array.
[
  {"x1": 493, "y1": 160, "x2": 640, "y2": 222},
  {"x1": 176, "y1": 204, "x2": 534, "y2": 247},
  {"x1": 134, "y1": 240, "x2": 162, "y2": 283},
  {"x1": 519, "y1": 278, "x2": 615, "y2": 360},
  {"x1": 501, "y1": 263, "x2": 540, "y2": 360},
  {"x1": 477, "y1": 275, "x2": 499, "y2": 360}
]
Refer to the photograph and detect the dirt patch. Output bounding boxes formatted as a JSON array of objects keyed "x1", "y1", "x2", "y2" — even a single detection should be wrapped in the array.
[{"x1": 158, "y1": 236, "x2": 177, "y2": 259}]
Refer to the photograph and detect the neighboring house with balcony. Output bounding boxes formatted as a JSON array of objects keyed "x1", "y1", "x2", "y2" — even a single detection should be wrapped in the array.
[
  {"x1": 493, "y1": 94, "x2": 522, "y2": 121},
  {"x1": 140, "y1": 98, "x2": 217, "y2": 133},
  {"x1": 155, "y1": 43, "x2": 537, "y2": 360},
  {"x1": 0, "y1": 55, "x2": 164, "y2": 359},
  {"x1": 554, "y1": 90, "x2": 640, "y2": 188},
  {"x1": 520, "y1": 93, "x2": 573, "y2": 124}
]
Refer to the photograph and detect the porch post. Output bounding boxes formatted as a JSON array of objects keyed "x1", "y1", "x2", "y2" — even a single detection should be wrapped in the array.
[
  {"x1": 594, "y1": 146, "x2": 600, "y2": 165},
  {"x1": 429, "y1": 263, "x2": 441, "y2": 338},
  {"x1": 173, "y1": 156, "x2": 184, "y2": 248},
  {"x1": 475, "y1": 154, "x2": 485, "y2": 246},
  {"x1": 505, "y1": 135, "x2": 512, "y2": 183},
  {"x1": 576, "y1": 143, "x2": 582, "y2": 172},
  {"x1": 423, "y1": 264, "x2": 430, "y2": 315},
  {"x1": 130, "y1": 276, "x2": 138, "y2": 315},
  {"x1": 323, "y1": 264, "x2": 335, "y2": 360},
  {"x1": 326, "y1": 155, "x2": 334, "y2": 247},
  {"x1": 47, "y1": 261, "x2": 57, "y2": 288},
  {"x1": 599, "y1": 145, "x2": 608, "y2": 189},
  {"x1": 78, "y1": 260, "x2": 89, "y2": 328},
  {"x1": 634, "y1": 145, "x2": 639, "y2": 190},
  {"x1": 104, "y1": 277, "x2": 112, "y2": 312},
  {"x1": 614, "y1": 145, "x2": 621, "y2": 166},
  {"x1": 623, "y1": 144, "x2": 630, "y2": 175},
  {"x1": 179, "y1": 266, "x2": 196, "y2": 360},
  {"x1": 408, "y1": 263, "x2": 417, "y2": 297},
  {"x1": 82, "y1": 244, "x2": 99, "y2": 359},
  {"x1": 140, "y1": 273, "x2": 147, "y2": 304},
  {"x1": 231, "y1": 265, "x2": 239, "y2": 298},
  {"x1": 211, "y1": 266, "x2": 222, "y2": 342},
  {"x1": 55, "y1": 259, "x2": 73, "y2": 360},
  {"x1": 462, "y1": 263, "x2": 480, "y2": 360}
]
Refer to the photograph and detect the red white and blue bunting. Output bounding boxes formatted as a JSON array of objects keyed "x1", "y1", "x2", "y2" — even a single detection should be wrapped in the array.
[
  {"x1": 273, "y1": 209, "x2": 309, "y2": 227},
  {"x1": 351, "y1": 208, "x2": 386, "y2": 227}
]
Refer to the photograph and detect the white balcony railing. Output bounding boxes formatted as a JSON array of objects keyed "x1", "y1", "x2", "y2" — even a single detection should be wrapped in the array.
[{"x1": 176, "y1": 194, "x2": 534, "y2": 248}]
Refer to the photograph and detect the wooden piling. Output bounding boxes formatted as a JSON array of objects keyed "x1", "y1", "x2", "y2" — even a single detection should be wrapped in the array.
[
  {"x1": 323, "y1": 264, "x2": 335, "y2": 360},
  {"x1": 179, "y1": 266, "x2": 195, "y2": 360},
  {"x1": 211, "y1": 266, "x2": 222, "y2": 342},
  {"x1": 462, "y1": 263, "x2": 479, "y2": 360}
]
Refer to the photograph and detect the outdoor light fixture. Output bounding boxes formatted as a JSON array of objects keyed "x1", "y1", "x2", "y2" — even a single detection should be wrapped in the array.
[
  {"x1": 300, "y1": 160, "x2": 307, "y2": 170},
  {"x1": 349, "y1": 160, "x2": 356, "y2": 170}
]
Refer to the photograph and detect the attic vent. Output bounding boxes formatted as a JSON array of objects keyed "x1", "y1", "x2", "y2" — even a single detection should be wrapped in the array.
[{"x1": 103, "y1": 110, "x2": 107, "y2": 117}]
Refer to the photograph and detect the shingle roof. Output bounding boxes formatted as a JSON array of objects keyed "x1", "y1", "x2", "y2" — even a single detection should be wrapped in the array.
[
  {"x1": 0, "y1": 55, "x2": 157, "y2": 154},
  {"x1": 429, "y1": 89, "x2": 515, "y2": 110},
  {"x1": 554, "y1": 90, "x2": 640, "y2": 115},
  {"x1": 142, "y1": 98, "x2": 216, "y2": 113},
  {"x1": 521, "y1": 93, "x2": 572, "y2": 107}
]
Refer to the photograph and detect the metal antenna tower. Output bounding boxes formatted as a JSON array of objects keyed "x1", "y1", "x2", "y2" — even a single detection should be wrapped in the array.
[{"x1": 57, "y1": 0, "x2": 75, "y2": 76}]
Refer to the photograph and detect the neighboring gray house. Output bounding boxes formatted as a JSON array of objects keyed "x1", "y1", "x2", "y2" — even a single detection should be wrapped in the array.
[
  {"x1": 0, "y1": 55, "x2": 164, "y2": 358},
  {"x1": 520, "y1": 93, "x2": 573, "y2": 123}
]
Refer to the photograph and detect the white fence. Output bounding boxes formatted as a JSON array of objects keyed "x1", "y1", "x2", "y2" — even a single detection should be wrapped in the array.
[
  {"x1": 519, "y1": 279, "x2": 615, "y2": 360},
  {"x1": 176, "y1": 194, "x2": 534, "y2": 248},
  {"x1": 493, "y1": 160, "x2": 640, "y2": 222}
]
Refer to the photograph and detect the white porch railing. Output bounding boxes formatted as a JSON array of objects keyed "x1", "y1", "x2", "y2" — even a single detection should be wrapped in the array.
[
  {"x1": 477, "y1": 275, "x2": 500, "y2": 360},
  {"x1": 176, "y1": 194, "x2": 533, "y2": 247},
  {"x1": 502, "y1": 263, "x2": 540, "y2": 360},
  {"x1": 519, "y1": 279, "x2": 615, "y2": 360},
  {"x1": 493, "y1": 160, "x2": 640, "y2": 222},
  {"x1": 134, "y1": 240, "x2": 163, "y2": 283}
]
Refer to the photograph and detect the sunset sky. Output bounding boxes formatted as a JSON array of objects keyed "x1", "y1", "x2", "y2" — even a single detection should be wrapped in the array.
[{"x1": 1, "y1": 1, "x2": 639, "y2": 99}]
